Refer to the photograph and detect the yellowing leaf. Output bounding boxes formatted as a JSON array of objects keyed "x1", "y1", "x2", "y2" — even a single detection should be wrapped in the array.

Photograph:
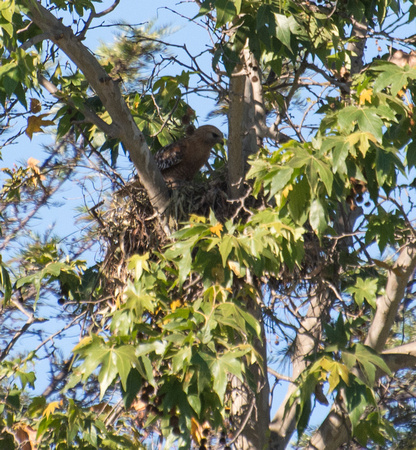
[
  {"x1": 170, "y1": 299, "x2": 182, "y2": 311},
  {"x1": 72, "y1": 335, "x2": 92, "y2": 352},
  {"x1": 228, "y1": 260, "x2": 243, "y2": 277},
  {"x1": 27, "y1": 158, "x2": 46, "y2": 186},
  {"x1": 189, "y1": 214, "x2": 206, "y2": 224},
  {"x1": 25, "y1": 114, "x2": 55, "y2": 140},
  {"x1": 359, "y1": 88, "x2": 372, "y2": 105},
  {"x1": 191, "y1": 417, "x2": 203, "y2": 444},
  {"x1": 210, "y1": 223, "x2": 223, "y2": 237},
  {"x1": 43, "y1": 400, "x2": 62, "y2": 418},
  {"x1": 282, "y1": 184, "x2": 293, "y2": 198}
]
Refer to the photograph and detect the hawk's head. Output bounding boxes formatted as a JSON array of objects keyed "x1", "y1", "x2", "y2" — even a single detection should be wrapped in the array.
[{"x1": 193, "y1": 125, "x2": 224, "y2": 147}]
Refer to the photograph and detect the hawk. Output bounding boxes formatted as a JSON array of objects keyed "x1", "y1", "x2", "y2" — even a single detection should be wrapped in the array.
[{"x1": 155, "y1": 125, "x2": 224, "y2": 184}]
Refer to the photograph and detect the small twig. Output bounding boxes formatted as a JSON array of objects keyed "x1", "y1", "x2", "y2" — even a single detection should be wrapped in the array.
[{"x1": 267, "y1": 367, "x2": 294, "y2": 384}]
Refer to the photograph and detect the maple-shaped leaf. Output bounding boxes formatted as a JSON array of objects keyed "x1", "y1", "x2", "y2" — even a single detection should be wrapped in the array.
[
  {"x1": 359, "y1": 88, "x2": 373, "y2": 105},
  {"x1": 210, "y1": 223, "x2": 223, "y2": 237},
  {"x1": 42, "y1": 401, "x2": 62, "y2": 418},
  {"x1": 25, "y1": 114, "x2": 55, "y2": 140},
  {"x1": 373, "y1": 62, "x2": 416, "y2": 96}
]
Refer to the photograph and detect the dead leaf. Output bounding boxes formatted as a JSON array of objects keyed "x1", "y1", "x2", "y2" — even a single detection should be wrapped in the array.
[
  {"x1": 29, "y1": 98, "x2": 41, "y2": 113},
  {"x1": 25, "y1": 114, "x2": 55, "y2": 140},
  {"x1": 191, "y1": 417, "x2": 203, "y2": 444}
]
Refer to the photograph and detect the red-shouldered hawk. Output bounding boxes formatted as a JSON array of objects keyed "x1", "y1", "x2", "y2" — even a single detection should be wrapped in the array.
[{"x1": 155, "y1": 125, "x2": 224, "y2": 184}]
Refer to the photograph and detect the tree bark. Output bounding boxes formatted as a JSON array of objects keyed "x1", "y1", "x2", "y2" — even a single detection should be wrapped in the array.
[
  {"x1": 24, "y1": 0, "x2": 170, "y2": 216},
  {"x1": 365, "y1": 243, "x2": 416, "y2": 351},
  {"x1": 228, "y1": 64, "x2": 246, "y2": 199}
]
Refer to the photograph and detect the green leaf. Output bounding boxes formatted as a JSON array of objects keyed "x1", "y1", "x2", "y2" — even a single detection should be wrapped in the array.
[
  {"x1": 322, "y1": 136, "x2": 350, "y2": 174},
  {"x1": 273, "y1": 13, "x2": 294, "y2": 51},
  {"x1": 268, "y1": 166, "x2": 294, "y2": 197},
  {"x1": 124, "y1": 282, "x2": 155, "y2": 319},
  {"x1": 313, "y1": 158, "x2": 333, "y2": 195},
  {"x1": 215, "y1": 302, "x2": 261, "y2": 337},
  {"x1": 128, "y1": 253, "x2": 149, "y2": 280},
  {"x1": 218, "y1": 235, "x2": 234, "y2": 267},
  {"x1": 309, "y1": 198, "x2": 327, "y2": 234},
  {"x1": 345, "y1": 380, "x2": 372, "y2": 432},
  {"x1": 1, "y1": 2, "x2": 13, "y2": 22},
  {"x1": 373, "y1": 62, "x2": 416, "y2": 96},
  {"x1": 338, "y1": 106, "x2": 384, "y2": 142},
  {"x1": 122, "y1": 368, "x2": 142, "y2": 409},
  {"x1": 113, "y1": 345, "x2": 141, "y2": 391},
  {"x1": 215, "y1": 0, "x2": 237, "y2": 27},
  {"x1": 353, "y1": 343, "x2": 392, "y2": 384},
  {"x1": 346, "y1": 277, "x2": 378, "y2": 308}
]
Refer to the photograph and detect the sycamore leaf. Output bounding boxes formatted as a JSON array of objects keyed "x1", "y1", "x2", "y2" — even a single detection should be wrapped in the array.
[
  {"x1": 309, "y1": 198, "x2": 327, "y2": 234},
  {"x1": 127, "y1": 253, "x2": 149, "y2": 280},
  {"x1": 373, "y1": 62, "x2": 416, "y2": 96},
  {"x1": 27, "y1": 157, "x2": 41, "y2": 170},
  {"x1": 273, "y1": 13, "x2": 294, "y2": 51},
  {"x1": 73, "y1": 335, "x2": 140, "y2": 399},
  {"x1": 215, "y1": 0, "x2": 237, "y2": 27},
  {"x1": 359, "y1": 88, "x2": 373, "y2": 105},
  {"x1": 191, "y1": 417, "x2": 204, "y2": 444},
  {"x1": 42, "y1": 401, "x2": 61, "y2": 418},
  {"x1": 320, "y1": 358, "x2": 350, "y2": 393},
  {"x1": 25, "y1": 114, "x2": 55, "y2": 140},
  {"x1": 210, "y1": 223, "x2": 223, "y2": 238},
  {"x1": 354, "y1": 343, "x2": 392, "y2": 383},
  {"x1": 347, "y1": 277, "x2": 378, "y2": 308},
  {"x1": 338, "y1": 106, "x2": 384, "y2": 142},
  {"x1": 345, "y1": 381, "x2": 373, "y2": 432},
  {"x1": 170, "y1": 299, "x2": 182, "y2": 311}
]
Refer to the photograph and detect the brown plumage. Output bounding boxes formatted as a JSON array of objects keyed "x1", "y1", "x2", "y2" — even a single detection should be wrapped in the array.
[{"x1": 155, "y1": 125, "x2": 224, "y2": 184}]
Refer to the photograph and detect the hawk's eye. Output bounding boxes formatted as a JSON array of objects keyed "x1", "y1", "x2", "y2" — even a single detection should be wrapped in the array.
[{"x1": 212, "y1": 133, "x2": 220, "y2": 138}]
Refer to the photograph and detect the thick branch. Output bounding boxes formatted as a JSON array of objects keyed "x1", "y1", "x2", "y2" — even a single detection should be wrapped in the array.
[
  {"x1": 348, "y1": 18, "x2": 368, "y2": 74},
  {"x1": 24, "y1": 0, "x2": 170, "y2": 215},
  {"x1": 365, "y1": 243, "x2": 416, "y2": 352},
  {"x1": 382, "y1": 341, "x2": 416, "y2": 372}
]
